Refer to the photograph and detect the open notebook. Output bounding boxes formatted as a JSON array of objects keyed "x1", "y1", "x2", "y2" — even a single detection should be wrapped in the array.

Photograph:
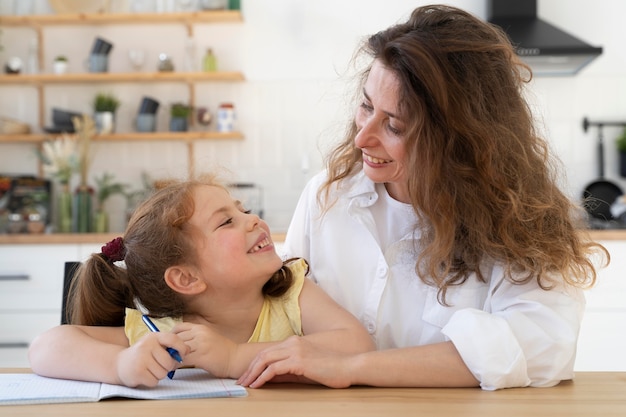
[{"x1": 0, "y1": 369, "x2": 247, "y2": 405}]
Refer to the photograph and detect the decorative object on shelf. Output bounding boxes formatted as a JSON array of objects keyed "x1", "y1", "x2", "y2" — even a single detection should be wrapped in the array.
[
  {"x1": 93, "y1": 92, "x2": 120, "y2": 134},
  {"x1": 216, "y1": 102, "x2": 235, "y2": 132},
  {"x1": 196, "y1": 106, "x2": 212, "y2": 128},
  {"x1": 72, "y1": 115, "x2": 96, "y2": 233},
  {"x1": 49, "y1": 0, "x2": 108, "y2": 14},
  {"x1": 184, "y1": 36, "x2": 197, "y2": 72},
  {"x1": 94, "y1": 172, "x2": 128, "y2": 233},
  {"x1": 37, "y1": 135, "x2": 79, "y2": 233},
  {"x1": 4, "y1": 57, "x2": 23, "y2": 74},
  {"x1": 135, "y1": 96, "x2": 160, "y2": 132},
  {"x1": 57, "y1": 182, "x2": 73, "y2": 233},
  {"x1": 53, "y1": 55, "x2": 68, "y2": 74},
  {"x1": 27, "y1": 38, "x2": 39, "y2": 74},
  {"x1": 170, "y1": 102, "x2": 192, "y2": 132},
  {"x1": 124, "y1": 171, "x2": 155, "y2": 224},
  {"x1": 617, "y1": 127, "x2": 626, "y2": 178},
  {"x1": 200, "y1": 0, "x2": 228, "y2": 9},
  {"x1": 128, "y1": 48, "x2": 146, "y2": 71},
  {"x1": 0, "y1": 116, "x2": 30, "y2": 134},
  {"x1": 87, "y1": 37, "x2": 113, "y2": 73},
  {"x1": 202, "y1": 48, "x2": 217, "y2": 72},
  {"x1": 158, "y1": 53, "x2": 175, "y2": 72}
]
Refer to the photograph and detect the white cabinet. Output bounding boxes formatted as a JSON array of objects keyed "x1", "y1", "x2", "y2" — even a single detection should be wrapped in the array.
[
  {"x1": 0, "y1": 244, "x2": 95, "y2": 368},
  {"x1": 575, "y1": 240, "x2": 626, "y2": 371}
]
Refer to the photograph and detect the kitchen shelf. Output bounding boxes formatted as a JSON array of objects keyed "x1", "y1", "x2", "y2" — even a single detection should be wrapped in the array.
[
  {"x1": 1, "y1": 9, "x2": 245, "y2": 179},
  {"x1": 0, "y1": 71, "x2": 245, "y2": 85},
  {"x1": 0, "y1": 131, "x2": 244, "y2": 144},
  {"x1": 0, "y1": 10, "x2": 242, "y2": 35}
]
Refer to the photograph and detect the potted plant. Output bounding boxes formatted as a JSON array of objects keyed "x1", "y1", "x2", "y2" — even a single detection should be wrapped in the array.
[
  {"x1": 93, "y1": 172, "x2": 128, "y2": 233},
  {"x1": 53, "y1": 55, "x2": 68, "y2": 74},
  {"x1": 617, "y1": 127, "x2": 626, "y2": 178},
  {"x1": 93, "y1": 92, "x2": 120, "y2": 134},
  {"x1": 169, "y1": 102, "x2": 192, "y2": 132}
]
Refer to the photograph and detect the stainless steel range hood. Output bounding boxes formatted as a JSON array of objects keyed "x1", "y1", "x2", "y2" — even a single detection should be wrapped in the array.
[{"x1": 487, "y1": 0, "x2": 602, "y2": 76}]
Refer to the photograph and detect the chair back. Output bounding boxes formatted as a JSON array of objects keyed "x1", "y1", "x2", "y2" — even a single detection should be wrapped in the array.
[{"x1": 62, "y1": 262, "x2": 81, "y2": 324}]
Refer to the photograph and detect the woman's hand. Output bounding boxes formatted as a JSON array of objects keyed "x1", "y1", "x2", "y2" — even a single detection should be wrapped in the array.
[
  {"x1": 237, "y1": 336, "x2": 357, "y2": 388},
  {"x1": 115, "y1": 332, "x2": 188, "y2": 388},
  {"x1": 171, "y1": 322, "x2": 238, "y2": 378}
]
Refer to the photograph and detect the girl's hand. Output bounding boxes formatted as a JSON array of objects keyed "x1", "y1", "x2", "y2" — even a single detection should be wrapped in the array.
[
  {"x1": 115, "y1": 332, "x2": 188, "y2": 388},
  {"x1": 237, "y1": 336, "x2": 355, "y2": 388},
  {"x1": 172, "y1": 322, "x2": 238, "y2": 378}
]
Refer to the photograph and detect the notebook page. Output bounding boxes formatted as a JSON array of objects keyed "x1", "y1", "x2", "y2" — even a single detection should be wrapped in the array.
[
  {"x1": 99, "y1": 368, "x2": 247, "y2": 400},
  {"x1": 0, "y1": 373, "x2": 101, "y2": 405}
]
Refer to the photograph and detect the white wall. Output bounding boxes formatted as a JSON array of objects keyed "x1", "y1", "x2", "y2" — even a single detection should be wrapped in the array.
[{"x1": 1, "y1": 0, "x2": 625, "y2": 233}]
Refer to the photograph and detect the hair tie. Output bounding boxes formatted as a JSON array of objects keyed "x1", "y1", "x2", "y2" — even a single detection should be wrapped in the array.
[{"x1": 102, "y1": 237, "x2": 126, "y2": 262}]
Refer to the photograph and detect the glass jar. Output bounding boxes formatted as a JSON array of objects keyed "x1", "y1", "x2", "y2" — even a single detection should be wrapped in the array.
[
  {"x1": 217, "y1": 103, "x2": 235, "y2": 132},
  {"x1": 27, "y1": 212, "x2": 45, "y2": 234},
  {"x1": 7, "y1": 213, "x2": 25, "y2": 234}
]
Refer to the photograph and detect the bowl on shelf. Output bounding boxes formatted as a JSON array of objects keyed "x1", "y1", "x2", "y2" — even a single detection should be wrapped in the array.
[
  {"x1": 51, "y1": 108, "x2": 82, "y2": 130},
  {"x1": 0, "y1": 117, "x2": 31, "y2": 135}
]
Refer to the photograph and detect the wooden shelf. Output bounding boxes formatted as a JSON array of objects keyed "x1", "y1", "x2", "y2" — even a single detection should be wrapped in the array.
[
  {"x1": 0, "y1": 10, "x2": 245, "y2": 180},
  {"x1": 0, "y1": 232, "x2": 286, "y2": 245},
  {"x1": 0, "y1": 131, "x2": 244, "y2": 144},
  {"x1": 0, "y1": 71, "x2": 245, "y2": 85},
  {"x1": 0, "y1": 10, "x2": 242, "y2": 27}
]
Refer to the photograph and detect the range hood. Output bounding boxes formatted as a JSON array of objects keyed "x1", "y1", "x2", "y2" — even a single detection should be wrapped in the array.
[{"x1": 487, "y1": 0, "x2": 602, "y2": 76}]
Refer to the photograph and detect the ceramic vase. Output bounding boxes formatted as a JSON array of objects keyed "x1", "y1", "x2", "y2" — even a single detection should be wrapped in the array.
[
  {"x1": 94, "y1": 111, "x2": 115, "y2": 134},
  {"x1": 74, "y1": 186, "x2": 93, "y2": 233},
  {"x1": 169, "y1": 116, "x2": 188, "y2": 132},
  {"x1": 57, "y1": 183, "x2": 73, "y2": 233},
  {"x1": 94, "y1": 210, "x2": 109, "y2": 233}
]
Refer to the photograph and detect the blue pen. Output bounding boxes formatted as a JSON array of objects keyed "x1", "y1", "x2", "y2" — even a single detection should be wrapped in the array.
[{"x1": 141, "y1": 314, "x2": 182, "y2": 380}]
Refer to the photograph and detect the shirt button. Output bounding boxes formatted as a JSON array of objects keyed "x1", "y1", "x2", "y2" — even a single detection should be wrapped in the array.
[{"x1": 366, "y1": 322, "x2": 376, "y2": 333}]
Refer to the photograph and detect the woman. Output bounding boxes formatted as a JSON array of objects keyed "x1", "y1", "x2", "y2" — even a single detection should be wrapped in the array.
[{"x1": 238, "y1": 5, "x2": 608, "y2": 390}]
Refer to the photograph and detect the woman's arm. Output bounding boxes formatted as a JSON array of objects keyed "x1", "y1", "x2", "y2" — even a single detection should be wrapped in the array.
[
  {"x1": 237, "y1": 337, "x2": 478, "y2": 388},
  {"x1": 28, "y1": 324, "x2": 189, "y2": 387}
]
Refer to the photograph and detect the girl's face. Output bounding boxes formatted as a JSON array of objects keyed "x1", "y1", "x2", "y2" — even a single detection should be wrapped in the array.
[
  {"x1": 354, "y1": 59, "x2": 410, "y2": 203},
  {"x1": 188, "y1": 185, "x2": 282, "y2": 292}
]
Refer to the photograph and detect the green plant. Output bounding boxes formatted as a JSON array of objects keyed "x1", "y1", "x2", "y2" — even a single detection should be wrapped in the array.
[
  {"x1": 170, "y1": 102, "x2": 192, "y2": 118},
  {"x1": 93, "y1": 92, "x2": 120, "y2": 113},
  {"x1": 616, "y1": 127, "x2": 626, "y2": 152},
  {"x1": 94, "y1": 172, "x2": 128, "y2": 211},
  {"x1": 54, "y1": 55, "x2": 68, "y2": 62}
]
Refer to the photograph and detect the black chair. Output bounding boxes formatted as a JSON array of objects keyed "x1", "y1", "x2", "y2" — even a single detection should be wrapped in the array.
[{"x1": 61, "y1": 262, "x2": 81, "y2": 325}]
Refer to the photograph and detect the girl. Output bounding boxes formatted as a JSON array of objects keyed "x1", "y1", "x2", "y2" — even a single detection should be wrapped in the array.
[{"x1": 28, "y1": 174, "x2": 374, "y2": 387}]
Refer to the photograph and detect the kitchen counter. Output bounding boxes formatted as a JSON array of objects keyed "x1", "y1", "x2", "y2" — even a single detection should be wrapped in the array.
[
  {"x1": 0, "y1": 369, "x2": 625, "y2": 417},
  {"x1": 0, "y1": 230, "x2": 622, "y2": 244},
  {"x1": 0, "y1": 232, "x2": 288, "y2": 245}
]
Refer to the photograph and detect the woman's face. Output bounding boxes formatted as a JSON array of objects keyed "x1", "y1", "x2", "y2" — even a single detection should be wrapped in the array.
[
  {"x1": 354, "y1": 60, "x2": 409, "y2": 203},
  {"x1": 188, "y1": 185, "x2": 282, "y2": 292}
]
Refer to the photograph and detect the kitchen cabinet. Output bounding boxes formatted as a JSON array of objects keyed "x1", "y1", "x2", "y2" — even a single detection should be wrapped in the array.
[
  {"x1": 0, "y1": 10, "x2": 245, "y2": 177},
  {"x1": 575, "y1": 240, "x2": 626, "y2": 371},
  {"x1": 0, "y1": 243, "x2": 100, "y2": 368}
]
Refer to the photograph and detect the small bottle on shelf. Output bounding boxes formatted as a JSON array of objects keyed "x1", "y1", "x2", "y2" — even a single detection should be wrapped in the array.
[{"x1": 202, "y1": 49, "x2": 217, "y2": 72}]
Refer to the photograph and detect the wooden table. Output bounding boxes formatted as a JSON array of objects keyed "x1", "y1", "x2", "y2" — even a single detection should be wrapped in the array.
[{"x1": 1, "y1": 370, "x2": 624, "y2": 417}]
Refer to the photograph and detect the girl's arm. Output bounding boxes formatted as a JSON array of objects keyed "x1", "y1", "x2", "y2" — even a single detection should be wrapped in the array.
[
  {"x1": 28, "y1": 325, "x2": 189, "y2": 387},
  {"x1": 298, "y1": 277, "x2": 375, "y2": 352},
  {"x1": 174, "y1": 278, "x2": 375, "y2": 379}
]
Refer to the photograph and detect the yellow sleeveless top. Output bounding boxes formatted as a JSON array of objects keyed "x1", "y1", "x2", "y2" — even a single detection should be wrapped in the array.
[{"x1": 125, "y1": 258, "x2": 307, "y2": 345}]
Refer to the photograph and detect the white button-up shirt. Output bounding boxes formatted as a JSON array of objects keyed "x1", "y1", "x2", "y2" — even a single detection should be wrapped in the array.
[{"x1": 283, "y1": 170, "x2": 585, "y2": 390}]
